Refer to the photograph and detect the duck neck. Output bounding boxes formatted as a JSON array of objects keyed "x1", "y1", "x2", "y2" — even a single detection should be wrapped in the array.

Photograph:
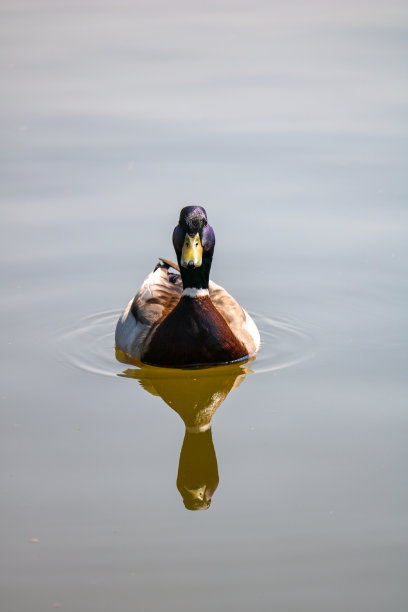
[{"x1": 178, "y1": 255, "x2": 212, "y2": 293}]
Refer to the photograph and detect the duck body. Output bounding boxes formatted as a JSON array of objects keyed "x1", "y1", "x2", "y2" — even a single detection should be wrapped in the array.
[{"x1": 115, "y1": 206, "x2": 260, "y2": 368}]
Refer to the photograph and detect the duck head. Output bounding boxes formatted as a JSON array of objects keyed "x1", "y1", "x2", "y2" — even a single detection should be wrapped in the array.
[{"x1": 172, "y1": 206, "x2": 215, "y2": 290}]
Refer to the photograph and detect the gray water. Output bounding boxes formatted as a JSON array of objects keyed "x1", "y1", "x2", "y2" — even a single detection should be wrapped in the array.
[{"x1": 1, "y1": 1, "x2": 407, "y2": 611}]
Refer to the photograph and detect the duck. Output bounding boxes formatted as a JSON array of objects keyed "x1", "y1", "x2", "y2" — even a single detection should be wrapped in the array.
[{"x1": 115, "y1": 206, "x2": 260, "y2": 368}]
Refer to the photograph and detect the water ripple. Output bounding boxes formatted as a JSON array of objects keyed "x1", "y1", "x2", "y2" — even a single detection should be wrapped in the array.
[{"x1": 57, "y1": 310, "x2": 314, "y2": 379}]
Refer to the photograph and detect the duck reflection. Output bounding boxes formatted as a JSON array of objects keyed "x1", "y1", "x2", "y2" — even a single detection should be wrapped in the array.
[
  {"x1": 177, "y1": 428, "x2": 218, "y2": 511},
  {"x1": 116, "y1": 350, "x2": 252, "y2": 510}
]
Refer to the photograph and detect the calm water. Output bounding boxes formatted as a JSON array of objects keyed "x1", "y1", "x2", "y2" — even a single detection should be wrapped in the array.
[{"x1": 1, "y1": 1, "x2": 407, "y2": 610}]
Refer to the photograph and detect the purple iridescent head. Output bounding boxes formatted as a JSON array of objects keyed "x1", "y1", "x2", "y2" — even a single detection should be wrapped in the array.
[
  {"x1": 172, "y1": 206, "x2": 215, "y2": 290},
  {"x1": 173, "y1": 206, "x2": 215, "y2": 260}
]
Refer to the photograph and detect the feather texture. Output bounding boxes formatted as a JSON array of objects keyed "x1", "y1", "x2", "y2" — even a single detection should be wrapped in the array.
[{"x1": 115, "y1": 261, "x2": 260, "y2": 365}]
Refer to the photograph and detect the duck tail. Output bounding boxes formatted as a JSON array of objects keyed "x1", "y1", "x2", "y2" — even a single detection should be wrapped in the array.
[{"x1": 154, "y1": 258, "x2": 180, "y2": 272}]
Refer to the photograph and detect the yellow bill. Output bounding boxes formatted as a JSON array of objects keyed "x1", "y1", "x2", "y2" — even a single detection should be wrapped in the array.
[{"x1": 181, "y1": 233, "x2": 203, "y2": 268}]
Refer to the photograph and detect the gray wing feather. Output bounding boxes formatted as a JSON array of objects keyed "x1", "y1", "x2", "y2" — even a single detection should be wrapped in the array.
[{"x1": 115, "y1": 266, "x2": 182, "y2": 359}]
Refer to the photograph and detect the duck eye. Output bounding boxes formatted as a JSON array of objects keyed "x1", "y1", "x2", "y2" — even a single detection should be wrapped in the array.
[{"x1": 195, "y1": 241, "x2": 198, "y2": 247}]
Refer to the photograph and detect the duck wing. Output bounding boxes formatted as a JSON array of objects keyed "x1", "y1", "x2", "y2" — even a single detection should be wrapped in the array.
[
  {"x1": 115, "y1": 263, "x2": 182, "y2": 360},
  {"x1": 209, "y1": 281, "x2": 260, "y2": 356}
]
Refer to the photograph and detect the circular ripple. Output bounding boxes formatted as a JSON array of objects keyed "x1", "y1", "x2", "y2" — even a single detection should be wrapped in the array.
[{"x1": 57, "y1": 310, "x2": 314, "y2": 379}]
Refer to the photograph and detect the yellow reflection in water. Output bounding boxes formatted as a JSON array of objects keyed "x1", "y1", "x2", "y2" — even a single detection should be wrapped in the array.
[{"x1": 116, "y1": 349, "x2": 253, "y2": 510}]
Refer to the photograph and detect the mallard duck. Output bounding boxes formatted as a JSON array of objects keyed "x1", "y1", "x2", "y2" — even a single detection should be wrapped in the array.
[{"x1": 115, "y1": 206, "x2": 260, "y2": 367}]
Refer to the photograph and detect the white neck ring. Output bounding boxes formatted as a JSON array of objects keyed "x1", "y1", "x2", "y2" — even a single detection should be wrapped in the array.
[{"x1": 182, "y1": 288, "x2": 209, "y2": 298}]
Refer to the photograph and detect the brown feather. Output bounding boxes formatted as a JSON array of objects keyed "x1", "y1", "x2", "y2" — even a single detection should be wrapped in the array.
[
  {"x1": 143, "y1": 296, "x2": 248, "y2": 367},
  {"x1": 209, "y1": 281, "x2": 257, "y2": 355},
  {"x1": 130, "y1": 267, "x2": 182, "y2": 326}
]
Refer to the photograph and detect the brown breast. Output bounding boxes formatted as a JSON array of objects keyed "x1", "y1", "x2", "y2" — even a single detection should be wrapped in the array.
[{"x1": 142, "y1": 296, "x2": 248, "y2": 367}]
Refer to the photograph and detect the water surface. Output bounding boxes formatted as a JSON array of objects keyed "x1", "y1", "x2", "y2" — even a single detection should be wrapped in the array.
[{"x1": 1, "y1": 1, "x2": 407, "y2": 611}]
